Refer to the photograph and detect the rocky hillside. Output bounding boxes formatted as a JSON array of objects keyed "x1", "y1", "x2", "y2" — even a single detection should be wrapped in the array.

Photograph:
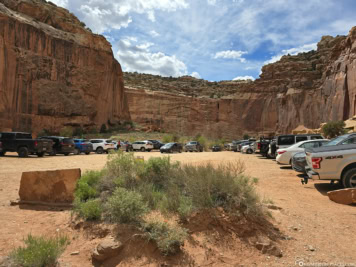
[
  {"x1": 126, "y1": 28, "x2": 356, "y2": 138},
  {"x1": 0, "y1": 0, "x2": 130, "y2": 134}
]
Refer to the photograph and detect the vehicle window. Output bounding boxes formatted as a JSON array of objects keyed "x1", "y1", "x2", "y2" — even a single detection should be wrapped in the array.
[
  {"x1": 341, "y1": 137, "x2": 356, "y2": 145},
  {"x1": 0, "y1": 133, "x2": 15, "y2": 139},
  {"x1": 278, "y1": 136, "x2": 295, "y2": 146},
  {"x1": 310, "y1": 136, "x2": 322, "y2": 140},
  {"x1": 106, "y1": 140, "x2": 112, "y2": 143},
  {"x1": 296, "y1": 136, "x2": 308, "y2": 142},
  {"x1": 16, "y1": 133, "x2": 32, "y2": 139},
  {"x1": 63, "y1": 138, "x2": 74, "y2": 144},
  {"x1": 300, "y1": 142, "x2": 316, "y2": 149}
]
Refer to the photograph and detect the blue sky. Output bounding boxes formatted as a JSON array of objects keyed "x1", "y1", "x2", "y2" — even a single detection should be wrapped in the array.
[{"x1": 52, "y1": 0, "x2": 356, "y2": 81}]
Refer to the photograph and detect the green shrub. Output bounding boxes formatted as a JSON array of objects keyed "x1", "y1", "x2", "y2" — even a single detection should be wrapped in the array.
[
  {"x1": 59, "y1": 126, "x2": 73, "y2": 137},
  {"x1": 196, "y1": 135, "x2": 208, "y2": 151},
  {"x1": 75, "y1": 170, "x2": 102, "y2": 202},
  {"x1": 243, "y1": 133, "x2": 250, "y2": 140},
  {"x1": 104, "y1": 187, "x2": 148, "y2": 224},
  {"x1": 322, "y1": 120, "x2": 346, "y2": 138},
  {"x1": 100, "y1": 124, "x2": 107, "y2": 133},
  {"x1": 162, "y1": 134, "x2": 173, "y2": 143},
  {"x1": 74, "y1": 199, "x2": 102, "y2": 220},
  {"x1": 142, "y1": 220, "x2": 188, "y2": 255},
  {"x1": 9, "y1": 234, "x2": 69, "y2": 267}
]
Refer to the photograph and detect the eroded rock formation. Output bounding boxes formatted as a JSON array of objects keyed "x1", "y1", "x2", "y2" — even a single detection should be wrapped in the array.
[
  {"x1": 126, "y1": 27, "x2": 356, "y2": 138},
  {"x1": 0, "y1": 0, "x2": 130, "y2": 134}
]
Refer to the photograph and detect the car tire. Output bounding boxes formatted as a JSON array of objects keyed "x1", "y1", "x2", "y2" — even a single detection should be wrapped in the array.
[
  {"x1": 140, "y1": 147, "x2": 146, "y2": 152},
  {"x1": 179, "y1": 149, "x2": 182, "y2": 153},
  {"x1": 85, "y1": 152, "x2": 90, "y2": 155},
  {"x1": 96, "y1": 147, "x2": 104, "y2": 154},
  {"x1": 64, "y1": 153, "x2": 69, "y2": 156},
  {"x1": 246, "y1": 149, "x2": 252, "y2": 154},
  {"x1": 37, "y1": 152, "x2": 45, "y2": 157},
  {"x1": 50, "y1": 149, "x2": 57, "y2": 156},
  {"x1": 0, "y1": 151, "x2": 5, "y2": 156},
  {"x1": 18, "y1": 147, "x2": 29, "y2": 158},
  {"x1": 342, "y1": 168, "x2": 356, "y2": 188}
]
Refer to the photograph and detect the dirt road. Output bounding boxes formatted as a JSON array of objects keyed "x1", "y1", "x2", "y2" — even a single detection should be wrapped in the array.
[{"x1": 0, "y1": 151, "x2": 355, "y2": 266}]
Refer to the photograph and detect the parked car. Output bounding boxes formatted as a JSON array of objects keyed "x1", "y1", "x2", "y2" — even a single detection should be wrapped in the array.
[
  {"x1": 236, "y1": 141, "x2": 250, "y2": 152},
  {"x1": 241, "y1": 142, "x2": 255, "y2": 154},
  {"x1": 276, "y1": 139, "x2": 329, "y2": 165},
  {"x1": 276, "y1": 134, "x2": 323, "y2": 151},
  {"x1": 73, "y1": 139, "x2": 93, "y2": 155},
  {"x1": 132, "y1": 141, "x2": 154, "y2": 152},
  {"x1": 112, "y1": 141, "x2": 120, "y2": 150},
  {"x1": 211, "y1": 145, "x2": 222, "y2": 152},
  {"x1": 39, "y1": 136, "x2": 75, "y2": 156},
  {"x1": 120, "y1": 141, "x2": 133, "y2": 152},
  {"x1": 160, "y1": 143, "x2": 182, "y2": 153},
  {"x1": 89, "y1": 139, "x2": 115, "y2": 154},
  {"x1": 232, "y1": 140, "x2": 247, "y2": 152},
  {"x1": 0, "y1": 132, "x2": 53, "y2": 157},
  {"x1": 147, "y1": 140, "x2": 165, "y2": 150},
  {"x1": 184, "y1": 141, "x2": 203, "y2": 152},
  {"x1": 305, "y1": 138, "x2": 356, "y2": 188}
]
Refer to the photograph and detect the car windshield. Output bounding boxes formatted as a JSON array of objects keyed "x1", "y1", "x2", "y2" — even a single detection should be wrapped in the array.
[
  {"x1": 324, "y1": 135, "x2": 351, "y2": 146},
  {"x1": 165, "y1": 143, "x2": 174, "y2": 147},
  {"x1": 188, "y1": 141, "x2": 197, "y2": 145}
]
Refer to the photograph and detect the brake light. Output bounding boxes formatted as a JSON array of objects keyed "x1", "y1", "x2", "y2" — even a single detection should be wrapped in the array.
[
  {"x1": 278, "y1": 150, "x2": 286, "y2": 155},
  {"x1": 34, "y1": 141, "x2": 38, "y2": 147},
  {"x1": 258, "y1": 143, "x2": 261, "y2": 149},
  {"x1": 312, "y1": 157, "x2": 322, "y2": 169}
]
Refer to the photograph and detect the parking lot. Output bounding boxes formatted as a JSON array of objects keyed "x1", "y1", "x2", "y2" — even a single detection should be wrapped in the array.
[{"x1": 0, "y1": 151, "x2": 355, "y2": 266}]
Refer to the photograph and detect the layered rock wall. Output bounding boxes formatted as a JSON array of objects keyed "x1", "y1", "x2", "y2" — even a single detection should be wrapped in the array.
[
  {"x1": 127, "y1": 27, "x2": 356, "y2": 139},
  {"x1": 0, "y1": 0, "x2": 130, "y2": 134}
]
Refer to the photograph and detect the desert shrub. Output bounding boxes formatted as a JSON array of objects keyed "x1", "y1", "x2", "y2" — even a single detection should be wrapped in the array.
[
  {"x1": 142, "y1": 220, "x2": 188, "y2": 255},
  {"x1": 322, "y1": 120, "x2": 346, "y2": 138},
  {"x1": 73, "y1": 126, "x2": 84, "y2": 137},
  {"x1": 104, "y1": 187, "x2": 148, "y2": 224},
  {"x1": 162, "y1": 134, "x2": 174, "y2": 143},
  {"x1": 59, "y1": 126, "x2": 73, "y2": 137},
  {"x1": 9, "y1": 234, "x2": 69, "y2": 267},
  {"x1": 75, "y1": 170, "x2": 102, "y2": 202},
  {"x1": 196, "y1": 135, "x2": 208, "y2": 151},
  {"x1": 74, "y1": 199, "x2": 102, "y2": 220},
  {"x1": 243, "y1": 133, "x2": 250, "y2": 140}
]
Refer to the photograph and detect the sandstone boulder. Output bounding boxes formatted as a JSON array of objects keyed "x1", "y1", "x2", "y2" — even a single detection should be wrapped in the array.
[
  {"x1": 92, "y1": 238, "x2": 124, "y2": 262},
  {"x1": 19, "y1": 168, "x2": 81, "y2": 204},
  {"x1": 327, "y1": 188, "x2": 356, "y2": 205}
]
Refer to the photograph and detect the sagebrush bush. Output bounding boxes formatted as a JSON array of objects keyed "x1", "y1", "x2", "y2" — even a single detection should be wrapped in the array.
[
  {"x1": 142, "y1": 220, "x2": 188, "y2": 255},
  {"x1": 75, "y1": 170, "x2": 102, "y2": 202},
  {"x1": 74, "y1": 198, "x2": 102, "y2": 220},
  {"x1": 9, "y1": 234, "x2": 69, "y2": 267},
  {"x1": 104, "y1": 187, "x2": 148, "y2": 224}
]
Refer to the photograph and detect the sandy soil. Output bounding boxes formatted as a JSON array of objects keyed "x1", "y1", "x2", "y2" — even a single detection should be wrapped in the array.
[{"x1": 0, "y1": 151, "x2": 355, "y2": 266}]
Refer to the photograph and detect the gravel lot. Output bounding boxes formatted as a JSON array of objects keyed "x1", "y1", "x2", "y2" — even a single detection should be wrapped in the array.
[{"x1": 0, "y1": 151, "x2": 355, "y2": 266}]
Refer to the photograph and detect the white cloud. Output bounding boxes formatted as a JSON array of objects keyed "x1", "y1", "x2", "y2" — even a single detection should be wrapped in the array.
[
  {"x1": 52, "y1": 0, "x2": 189, "y2": 34},
  {"x1": 233, "y1": 75, "x2": 255, "y2": 81},
  {"x1": 264, "y1": 42, "x2": 317, "y2": 64},
  {"x1": 149, "y1": 30, "x2": 160, "y2": 37},
  {"x1": 214, "y1": 50, "x2": 247, "y2": 62},
  {"x1": 191, "y1": 72, "x2": 201, "y2": 79},
  {"x1": 116, "y1": 38, "x2": 188, "y2": 77},
  {"x1": 207, "y1": 0, "x2": 217, "y2": 5}
]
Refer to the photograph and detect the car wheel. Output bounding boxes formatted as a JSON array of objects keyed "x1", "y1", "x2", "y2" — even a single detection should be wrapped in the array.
[
  {"x1": 50, "y1": 149, "x2": 57, "y2": 156},
  {"x1": 140, "y1": 147, "x2": 146, "y2": 152},
  {"x1": 0, "y1": 151, "x2": 5, "y2": 156},
  {"x1": 85, "y1": 152, "x2": 90, "y2": 155},
  {"x1": 37, "y1": 152, "x2": 45, "y2": 157},
  {"x1": 74, "y1": 148, "x2": 80, "y2": 155},
  {"x1": 247, "y1": 149, "x2": 252, "y2": 154},
  {"x1": 179, "y1": 149, "x2": 182, "y2": 153},
  {"x1": 18, "y1": 147, "x2": 29, "y2": 158},
  {"x1": 342, "y1": 168, "x2": 356, "y2": 188},
  {"x1": 64, "y1": 153, "x2": 70, "y2": 156},
  {"x1": 96, "y1": 147, "x2": 104, "y2": 154}
]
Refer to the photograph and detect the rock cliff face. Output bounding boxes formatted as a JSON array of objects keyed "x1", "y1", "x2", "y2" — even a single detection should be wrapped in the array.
[
  {"x1": 0, "y1": 0, "x2": 130, "y2": 134},
  {"x1": 126, "y1": 27, "x2": 356, "y2": 138}
]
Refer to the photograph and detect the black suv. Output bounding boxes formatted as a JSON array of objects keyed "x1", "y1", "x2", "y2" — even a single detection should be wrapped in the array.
[{"x1": 39, "y1": 136, "x2": 75, "y2": 156}]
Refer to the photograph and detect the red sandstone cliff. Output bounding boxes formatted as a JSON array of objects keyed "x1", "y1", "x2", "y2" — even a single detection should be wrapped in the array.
[
  {"x1": 0, "y1": 0, "x2": 130, "y2": 134},
  {"x1": 126, "y1": 27, "x2": 356, "y2": 139}
]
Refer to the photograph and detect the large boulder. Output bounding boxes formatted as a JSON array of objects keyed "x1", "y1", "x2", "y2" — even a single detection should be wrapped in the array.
[
  {"x1": 327, "y1": 188, "x2": 356, "y2": 205},
  {"x1": 92, "y1": 238, "x2": 124, "y2": 262},
  {"x1": 19, "y1": 168, "x2": 81, "y2": 204}
]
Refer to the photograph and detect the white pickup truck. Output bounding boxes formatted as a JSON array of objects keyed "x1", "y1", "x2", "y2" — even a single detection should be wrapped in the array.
[{"x1": 305, "y1": 133, "x2": 356, "y2": 188}]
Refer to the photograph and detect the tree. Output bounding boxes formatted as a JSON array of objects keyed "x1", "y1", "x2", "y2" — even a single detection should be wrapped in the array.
[
  {"x1": 100, "y1": 124, "x2": 107, "y2": 134},
  {"x1": 322, "y1": 121, "x2": 346, "y2": 138},
  {"x1": 243, "y1": 134, "x2": 250, "y2": 140}
]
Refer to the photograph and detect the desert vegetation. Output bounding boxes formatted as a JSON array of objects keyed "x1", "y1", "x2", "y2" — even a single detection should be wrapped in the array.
[{"x1": 72, "y1": 151, "x2": 265, "y2": 254}]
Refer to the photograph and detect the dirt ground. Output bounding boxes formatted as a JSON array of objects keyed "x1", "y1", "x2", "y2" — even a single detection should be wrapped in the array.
[{"x1": 0, "y1": 151, "x2": 355, "y2": 266}]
